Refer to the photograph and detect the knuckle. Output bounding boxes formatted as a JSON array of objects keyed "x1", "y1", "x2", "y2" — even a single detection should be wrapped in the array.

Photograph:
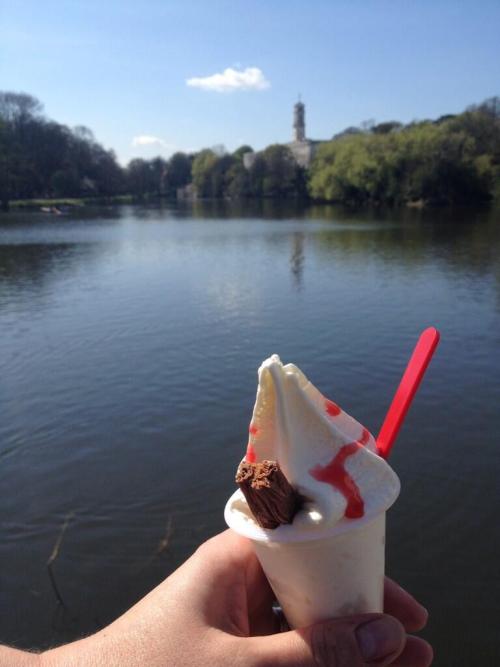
[
  {"x1": 310, "y1": 623, "x2": 336, "y2": 667},
  {"x1": 310, "y1": 623, "x2": 361, "y2": 667}
]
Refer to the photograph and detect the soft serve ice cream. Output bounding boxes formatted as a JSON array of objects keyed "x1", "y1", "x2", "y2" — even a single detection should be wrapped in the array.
[
  {"x1": 227, "y1": 354, "x2": 400, "y2": 533},
  {"x1": 225, "y1": 355, "x2": 401, "y2": 626}
]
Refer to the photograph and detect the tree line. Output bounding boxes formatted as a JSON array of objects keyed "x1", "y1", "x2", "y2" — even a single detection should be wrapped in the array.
[
  {"x1": 0, "y1": 92, "x2": 193, "y2": 209},
  {"x1": 191, "y1": 144, "x2": 307, "y2": 199},
  {"x1": 310, "y1": 98, "x2": 500, "y2": 206},
  {"x1": 1, "y1": 91, "x2": 499, "y2": 209}
]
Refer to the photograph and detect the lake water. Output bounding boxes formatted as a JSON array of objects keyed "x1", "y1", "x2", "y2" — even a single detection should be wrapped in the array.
[{"x1": 1, "y1": 202, "x2": 499, "y2": 665}]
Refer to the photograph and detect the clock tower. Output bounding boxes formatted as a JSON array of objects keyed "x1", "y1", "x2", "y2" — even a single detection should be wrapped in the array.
[{"x1": 293, "y1": 98, "x2": 306, "y2": 142}]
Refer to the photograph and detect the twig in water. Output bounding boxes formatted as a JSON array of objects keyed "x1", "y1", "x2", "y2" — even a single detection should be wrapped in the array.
[
  {"x1": 46, "y1": 512, "x2": 75, "y2": 609},
  {"x1": 139, "y1": 516, "x2": 173, "y2": 571},
  {"x1": 154, "y1": 516, "x2": 173, "y2": 557}
]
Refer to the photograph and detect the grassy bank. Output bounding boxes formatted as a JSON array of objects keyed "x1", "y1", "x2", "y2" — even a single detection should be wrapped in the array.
[{"x1": 10, "y1": 195, "x2": 135, "y2": 209}]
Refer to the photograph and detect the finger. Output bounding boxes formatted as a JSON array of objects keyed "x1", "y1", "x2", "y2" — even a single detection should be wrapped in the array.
[
  {"x1": 248, "y1": 613, "x2": 406, "y2": 667},
  {"x1": 199, "y1": 529, "x2": 256, "y2": 570},
  {"x1": 190, "y1": 529, "x2": 257, "y2": 593},
  {"x1": 392, "y1": 635, "x2": 434, "y2": 667},
  {"x1": 199, "y1": 530, "x2": 277, "y2": 624},
  {"x1": 188, "y1": 531, "x2": 278, "y2": 635},
  {"x1": 246, "y1": 552, "x2": 280, "y2": 636},
  {"x1": 384, "y1": 578, "x2": 428, "y2": 632},
  {"x1": 199, "y1": 531, "x2": 274, "y2": 605}
]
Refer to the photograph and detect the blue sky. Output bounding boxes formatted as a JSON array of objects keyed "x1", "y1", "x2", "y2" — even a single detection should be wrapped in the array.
[{"x1": 2, "y1": 0, "x2": 499, "y2": 164}]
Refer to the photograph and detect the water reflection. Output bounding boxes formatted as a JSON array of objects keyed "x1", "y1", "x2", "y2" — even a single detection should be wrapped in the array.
[
  {"x1": 0, "y1": 243, "x2": 109, "y2": 315},
  {"x1": 1, "y1": 205, "x2": 499, "y2": 305},
  {"x1": 0, "y1": 244, "x2": 85, "y2": 286},
  {"x1": 310, "y1": 208, "x2": 500, "y2": 303},
  {"x1": 290, "y1": 232, "x2": 305, "y2": 288}
]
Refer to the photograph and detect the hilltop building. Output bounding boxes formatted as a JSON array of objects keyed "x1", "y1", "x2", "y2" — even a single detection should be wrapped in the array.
[{"x1": 243, "y1": 100, "x2": 324, "y2": 169}]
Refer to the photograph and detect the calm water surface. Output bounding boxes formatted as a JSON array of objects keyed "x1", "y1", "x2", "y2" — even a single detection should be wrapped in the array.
[{"x1": 1, "y1": 203, "x2": 499, "y2": 665}]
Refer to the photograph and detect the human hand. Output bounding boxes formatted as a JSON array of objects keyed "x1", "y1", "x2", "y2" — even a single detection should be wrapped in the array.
[{"x1": 42, "y1": 529, "x2": 432, "y2": 667}]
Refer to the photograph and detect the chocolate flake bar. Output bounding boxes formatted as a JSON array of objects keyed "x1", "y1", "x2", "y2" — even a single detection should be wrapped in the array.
[{"x1": 236, "y1": 460, "x2": 303, "y2": 529}]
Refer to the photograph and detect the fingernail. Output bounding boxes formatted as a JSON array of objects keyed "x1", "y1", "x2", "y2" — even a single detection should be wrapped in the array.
[
  {"x1": 418, "y1": 604, "x2": 429, "y2": 623},
  {"x1": 356, "y1": 616, "x2": 404, "y2": 662}
]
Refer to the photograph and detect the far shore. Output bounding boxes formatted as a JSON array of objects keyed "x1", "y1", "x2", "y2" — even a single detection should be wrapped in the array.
[
  {"x1": 7, "y1": 195, "x2": 135, "y2": 210},
  {"x1": 5, "y1": 195, "x2": 496, "y2": 214}
]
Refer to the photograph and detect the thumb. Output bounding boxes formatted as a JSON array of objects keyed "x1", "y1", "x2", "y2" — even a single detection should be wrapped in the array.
[{"x1": 248, "y1": 613, "x2": 406, "y2": 667}]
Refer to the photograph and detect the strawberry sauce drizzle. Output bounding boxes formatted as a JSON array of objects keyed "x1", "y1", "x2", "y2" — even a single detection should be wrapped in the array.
[
  {"x1": 245, "y1": 423, "x2": 258, "y2": 462},
  {"x1": 325, "y1": 399, "x2": 341, "y2": 416},
  {"x1": 358, "y1": 428, "x2": 370, "y2": 446},
  {"x1": 245, "y1": 443, "x2": 256, "y2": 463},
  {"x1": 309, "y1": 428, "x2": 370, "y2": 519}
]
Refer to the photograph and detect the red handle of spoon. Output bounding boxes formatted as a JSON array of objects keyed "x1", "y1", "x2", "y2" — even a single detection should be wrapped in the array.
[{"x1": 377, "y1": 327, "x2": 440, "y2": 459}]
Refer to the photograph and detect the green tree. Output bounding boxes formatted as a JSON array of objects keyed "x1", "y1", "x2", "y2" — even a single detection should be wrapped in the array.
[
  {"x1": 247, "y1": 145, "x2": 301, "y2": 198},
  {"x1": 0, "y1": 90, "x2": 127, "y2": 206},
  {"x1": 226, "y1": 161, "x2": 251, "y2": 198},
  {"x1": 127, "y1": 159, "x2": 154, "y2": 197},
  {"x1": 0, "y1": 92, "x2": 43, "y2": 125},
  {"x1": 191, "y1": 150, "x2": 218, "y2": 197},
  {"x1": 232, "y1": 145, "x2": 253, "y2": 161},
  {"x1": 310, "y1": 101, "x2": 500, "y2": 206},
  {"x1": 166, "y1": 152, "x2": 192, "y2": 193},
  {"x1": 372, "y1": 121, "x2": 402, "y2": 135}
]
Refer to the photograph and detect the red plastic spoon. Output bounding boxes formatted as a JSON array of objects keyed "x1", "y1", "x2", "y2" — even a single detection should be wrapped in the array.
[{"x1": 377, "y1": 327, "x2": 440, "y2": 460}]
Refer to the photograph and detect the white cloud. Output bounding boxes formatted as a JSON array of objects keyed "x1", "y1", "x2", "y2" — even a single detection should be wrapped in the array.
[
  {"x1": 132, "y1": 135, "x2": 170, "y2": 148},
  {"x1": 186, "y1": 66, "x2": 270, "y2": 93}
]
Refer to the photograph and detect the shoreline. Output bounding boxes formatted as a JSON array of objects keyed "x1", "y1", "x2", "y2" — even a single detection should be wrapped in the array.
[
  {"x1": 7, "y1": 195, "x2": 136, "y2": 210},
  {"x1": 4, "y1": 195, "x2": 497, "y2": 214}
]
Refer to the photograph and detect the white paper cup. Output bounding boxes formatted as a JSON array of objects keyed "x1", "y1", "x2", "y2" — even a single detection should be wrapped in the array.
[{"x1": 225, "y1": 490, "x2": 386, "y2": 628}]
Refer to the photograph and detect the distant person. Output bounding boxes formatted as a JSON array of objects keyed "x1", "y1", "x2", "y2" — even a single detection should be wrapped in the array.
[{"x1": 0, "y1": 530, "x2": 433, "y2": 666}]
